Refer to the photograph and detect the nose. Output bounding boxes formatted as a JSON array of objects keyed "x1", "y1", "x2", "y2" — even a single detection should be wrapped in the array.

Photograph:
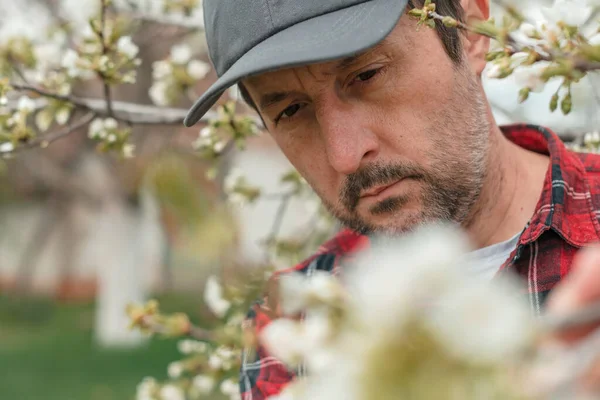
[{"x1": 317, "y1": 101, "x2": 380, "y2": 175}]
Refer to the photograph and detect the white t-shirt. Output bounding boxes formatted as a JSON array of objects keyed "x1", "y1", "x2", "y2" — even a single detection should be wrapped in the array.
[{"x1": 461, "y1": 232, "x2": 521, "y2": 281}]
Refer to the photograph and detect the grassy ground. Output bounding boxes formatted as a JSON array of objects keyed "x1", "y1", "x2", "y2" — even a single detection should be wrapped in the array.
[{"x1": 0, "y1": 292, "x2": 213, "y2": 400}]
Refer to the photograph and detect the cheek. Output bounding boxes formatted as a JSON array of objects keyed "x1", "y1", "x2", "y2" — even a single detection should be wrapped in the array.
[
  {"x1": 375, "y1": 57, "x2": 461, "y2": 162},
  {"x1": 272, "y1": 133, "x2": 340, "y2": 200}
]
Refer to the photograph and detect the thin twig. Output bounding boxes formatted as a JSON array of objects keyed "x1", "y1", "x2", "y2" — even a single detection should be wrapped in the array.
[
  {"x1": 99, "y1": 0, "x2": 114, "y2": 117},
  {"x1": 140, "y1": 315, "x2": 214, "y2": 341},
  {"x1": 266, "y1": 193, "x2": 294, "y2": 243},
  {"x1": 9, "y1": 112, "x2": 96, "y2": 154}
]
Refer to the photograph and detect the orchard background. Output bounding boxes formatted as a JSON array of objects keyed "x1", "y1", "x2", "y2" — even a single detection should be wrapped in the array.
[{"x1": 0, "y1": 0, "x2": 598, "y2": 399}]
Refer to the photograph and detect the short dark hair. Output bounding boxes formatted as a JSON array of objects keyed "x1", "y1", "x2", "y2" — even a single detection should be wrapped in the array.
[{"x1": 238, "y1": 0, "x2": 465, "y2": 111}]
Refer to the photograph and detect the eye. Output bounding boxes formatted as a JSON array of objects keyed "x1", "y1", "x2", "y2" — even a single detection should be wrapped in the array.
[
  {"x1": 355, "y1": 69, "x2": 379, "y2": 82},
  {"x1": 275, "y1": 103, "x2": 302, "y2": 123}
]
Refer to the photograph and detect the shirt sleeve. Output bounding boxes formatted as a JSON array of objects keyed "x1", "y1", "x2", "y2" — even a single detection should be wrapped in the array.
[{"x1": 239, "y1": 301, "x2": 296, "y2": 400}]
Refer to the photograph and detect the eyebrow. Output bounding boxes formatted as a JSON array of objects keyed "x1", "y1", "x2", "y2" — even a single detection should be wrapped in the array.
[{"x1": 258, "y1": 40, "x2": 388, "y2": 111}]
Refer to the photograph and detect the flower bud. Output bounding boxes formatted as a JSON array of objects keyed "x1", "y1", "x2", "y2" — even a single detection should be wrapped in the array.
[
  {"x1": 518, "y1": 88, "x2": 531, "y2": 103},
  {"x1": 442, "y1": 16, "x2": 459, "y2": 28},
  {"x1": 561, "y1": 93, "x2": 572, "y2": 115},
  {"x1": 550, "y1": 93, "x2": 559, "y2": 112}
]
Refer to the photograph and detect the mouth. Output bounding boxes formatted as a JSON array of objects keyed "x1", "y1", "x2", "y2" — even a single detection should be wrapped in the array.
[{"x1": 360, "y1": 179, "x2": 406, "y2": 199}]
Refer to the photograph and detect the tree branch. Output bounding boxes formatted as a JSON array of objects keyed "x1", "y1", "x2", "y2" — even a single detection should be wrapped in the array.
[
  {"x1": 8, "y1": 83, "x2": 237, "y2": 125},
  {"x1": 9, "y1": 112, "x2": 96, "y2": 154}
]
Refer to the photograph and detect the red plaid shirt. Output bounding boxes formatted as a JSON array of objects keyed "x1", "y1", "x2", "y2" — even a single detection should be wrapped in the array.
[{"x1": 240, "y1": 124, "x2": 600, "y2": 399}]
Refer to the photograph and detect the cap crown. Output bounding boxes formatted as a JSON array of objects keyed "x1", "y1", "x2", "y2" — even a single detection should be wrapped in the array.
[{"x1": 203, "y1": 0, "x2": 372, "y2": 75}]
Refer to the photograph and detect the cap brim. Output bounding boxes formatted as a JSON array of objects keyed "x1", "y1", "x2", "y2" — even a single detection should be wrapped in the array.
[{"x1": 184, "y1": 0, "x2": 408, "y2": 127}]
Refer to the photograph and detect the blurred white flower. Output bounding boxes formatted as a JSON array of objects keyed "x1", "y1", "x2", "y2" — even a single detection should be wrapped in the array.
[
  {"x1": 117, "y1": 35, "x2": 139, "y2": 59},
  {"x1": 424, "y1": 279, "x2": 533, "y2": 364},
  {"x1": 220, "y1": 378, "x2": 239, "y2": 398},
  {"x1": 278, "y1": 271, "x2": 343, "y2": 316},
  {"x1": 62, "y1": 48, "x2": 82, "y2": 77},
  {"x1": 213, "y1": 140, "x2": 226, "y2": 153},
  {"x1": 152, "y1": 60, "x2": 173, "y2": 80},
  {"x1": 167, "y1": 362, "x2": 183, "y2": 379},
  {"x1": 261, "y1": 318, "x2": 306, "y2": 367},
  {"x1": 193, "y1": 136, "x2": 212, "y2": 151},
  {"x1": 136, "y1": 377, "x2": 157, "y2": 400},
  {"x1": 170, "y1": 43, "x2": 192, "y2": 64},
  {"x1": 192, "y1": 375, "x2": 215, "y2": 394},
  {"x1": 104, "y1": 117, "x2": 118, "y2": 129},
  {"x1": 159, "y1": 384, "x2": 185, "y2": 400},
  {"x1": 149, "y1": 81, "x2": 170, "y2": 106},
  {"x1": 541, "y1": 0, "x2": 593, "y2": 27},
  {"x1": 122, "y1": 143, "x2": 135, "y2": 158},
  {"x1": 345, "y1": 224, "x2": 468, "y2": 339},
  {"x1": 178, "y1": 339, "x2": 207, "y2": 354},
  {"x1": 17, "y1": 96, "x2": 35, "y2": 113},
  {"x1": 187, "y1": 59, "x2": 210, "y2": 79},
  {"x1": 107, "y1": 133, "x2": 117, "y2": 143},
  {"x1": 56, "y1": 108, "x2": 71, "y2": 125},
  {"x1": 199, "y1": 126, "x2": 212, "y2": 138},
  {"x1": 0, "y1": 142, "x2": 14, "y2": 153},
  {"x1": 513, "y1": 63, "x2": 549, "y2": 93},
  {"x1": 88, "y1": 119, "x2": 103, "y2": 139},
  {"x1": 204, "y1": 276, "x2": 231, "y2": 318},
  {"x1": 208, "y1": 353, "x2": 223, "y2": 370}
]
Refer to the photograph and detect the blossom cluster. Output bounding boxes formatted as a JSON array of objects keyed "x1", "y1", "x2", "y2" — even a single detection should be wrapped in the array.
[
  {"x1": 88, "y1": 117, "x2": 135, "y2": 158},
  {"x1": 149, "y1": 43, "x2": 211, "y2": 107},
  {"x1": 260, "y1": 225, "x2": 539, "y2": 400}
]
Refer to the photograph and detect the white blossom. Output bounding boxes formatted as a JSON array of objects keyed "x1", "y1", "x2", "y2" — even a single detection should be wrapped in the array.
[
  {"x1": 278, "y1": 271, "x2": 343, "y2": 316},
  {"x1": 220, "y1": 378, "x2": 239, "y2": 397},
  {"x1": 17, "y1": 96, "x2": 35, "y2": 113},
  {"x1": 208, "y1": 353, "x2": 223, "y2": 370},
  {"x1": 123, "y1": 143, "x2": 135, "y2": 158},
  {"x1": 170, "y1": 43, "x2": 192, "y2": 64},
  {"x1": 136, "y1": 377, "x2": 157, "y2": 400},
  {"x1": 178, "y1": 339, "x2": 207, "y2": 354},
  {"x1": 0, "y1": 142, "x2": 14, "y2": 153},
  {"x1": 149, "y1": 81, "x2": 170, "y2": 106},
  {"x1": 541, "y1": 0, "x2": 593, "y2": 27},
  {"x1": 107, "y1": 133, "x2": 117, "y2": 143},
  {"x1": 344, "y1": 224, "x2": 468, "y2": 339},
  {"x1": 424, "y1": 278, "x2": 533, "y2": 364},
  {"x1": 56, "y1": 108, "x2": 70, "y2": 125},
  {"x1": 186, "y1": 59, "x2": 211, "y2": 79},
  {"x1": 117, "y1": 35, "x2": 139, "y2": 59},
  {"x1": 104, "y1": 118, "x2": 118, "y2": 130},
  {"x1": 213, "y1": 140, "x2": 226, "y2": 153},
  {"x1": 0, "y1": 96, "x2": 7, "y2": 106},
  {"x1": 204, "y1": 276, "x2": 231, "y2": 317},
  {"x1": 513, "y1": 63, "x2": 549, "y2": 93},
  {"x1": 159, "y1": 384, "x2": 185, "y2": 400},
  {"x1": 192, "y1": 375, "x2": 215, "y2": 394},
  {"x1": 167, "y1": 361, "x2": 183, "y2": 379},
  {"x1": 62, "y1": 48, "x2": 82, "y2": 77},
  {"x1": 152, "y1": 60, "x2": 173, "y2": 80},
  {"x1": 261, "y1": 318, "x2": 306, "y2": 366}
]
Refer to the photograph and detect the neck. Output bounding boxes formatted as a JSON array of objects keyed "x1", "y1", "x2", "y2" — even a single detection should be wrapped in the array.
[{"x1": 463, "y1": 125, "x2": 550, "y2": 249}]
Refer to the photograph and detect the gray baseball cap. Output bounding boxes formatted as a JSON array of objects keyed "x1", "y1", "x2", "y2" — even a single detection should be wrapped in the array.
[{"x1": 183, "y1": 0, "x2": 408, "y2": 127}]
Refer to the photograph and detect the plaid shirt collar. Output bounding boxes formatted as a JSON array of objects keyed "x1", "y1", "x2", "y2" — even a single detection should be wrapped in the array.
[{"x1": 502, "y1": 124, "x2": 600, "y2": 251}]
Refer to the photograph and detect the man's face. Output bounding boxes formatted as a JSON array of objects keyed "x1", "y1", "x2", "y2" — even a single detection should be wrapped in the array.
[{"x1": 243, "y1": 13, "x2": 491, "y2": 236}]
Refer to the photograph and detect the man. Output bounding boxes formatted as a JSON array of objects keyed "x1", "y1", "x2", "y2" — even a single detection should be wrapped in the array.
[{"x1": 184, "y1": 0, "x2": 600, "y2": 398}]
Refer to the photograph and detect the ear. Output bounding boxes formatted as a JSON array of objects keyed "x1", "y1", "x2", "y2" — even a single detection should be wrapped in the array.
[{"x1": 460, "y1": 0, "x2": 490, "y2": 76}]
